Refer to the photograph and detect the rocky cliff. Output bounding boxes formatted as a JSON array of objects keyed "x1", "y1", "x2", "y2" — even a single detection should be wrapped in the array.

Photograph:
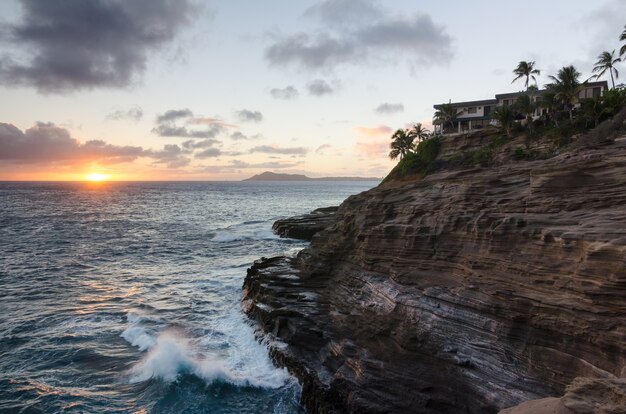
[{"x1": 242, "y1": 137, "x2": 626, "y2": 413}]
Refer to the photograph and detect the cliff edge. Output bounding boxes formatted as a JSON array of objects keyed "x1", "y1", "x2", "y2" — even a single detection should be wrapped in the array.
[{"x1": 242, "y1": 136, "x2": 626, "y2": 413}]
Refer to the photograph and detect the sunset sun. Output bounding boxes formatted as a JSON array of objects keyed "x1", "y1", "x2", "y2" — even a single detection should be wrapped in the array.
[{"x1": 85, "y1": 173, "x2": 109, "y2": 182}]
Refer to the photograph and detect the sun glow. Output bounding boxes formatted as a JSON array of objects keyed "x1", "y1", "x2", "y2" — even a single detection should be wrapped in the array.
[{"x1": 85, "y1": 173, "x2": 110, "y2": 182}]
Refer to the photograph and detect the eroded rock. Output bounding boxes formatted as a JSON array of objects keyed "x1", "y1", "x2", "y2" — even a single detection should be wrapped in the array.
[
  {"x1": 272, "y1": 206, "x2": 338, "y2": 241},
  {"x1": 243, "y1": 139, "x2": 626, "y2": 413}
]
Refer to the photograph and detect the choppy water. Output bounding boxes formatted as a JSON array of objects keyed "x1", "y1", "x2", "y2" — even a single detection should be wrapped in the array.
[{"x1": 0, "y1": 181, "x2": 377, "y2": 413}]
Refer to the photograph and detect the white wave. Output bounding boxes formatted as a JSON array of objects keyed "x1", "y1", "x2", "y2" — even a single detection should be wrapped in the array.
[
  {"x1": 199, "y1": 308, "x2": 291, "y2": 388},
  {"x1": 126, "y1": 311, "x2": 162, "y2": 325},
  {"x1": 121, "y1": 325, "x2": 156, "y2": 351},
  {"x1": 212, "y1": 231, "x2": 244, "y2": 243},
  {"x1": 129, "y1": 329, "x2": 290, "y2": 388},
  {"x1": 211, "y1": 220, "x2": 280, "y2": 243},
  {"x1": 121, "y1": 311, "x2": 162, "y2": 351}
]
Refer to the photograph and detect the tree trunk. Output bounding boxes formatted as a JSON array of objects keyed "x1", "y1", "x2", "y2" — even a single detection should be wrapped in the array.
[{"x1": 610, "y1": 70, "x2": 615, "y2": 89}]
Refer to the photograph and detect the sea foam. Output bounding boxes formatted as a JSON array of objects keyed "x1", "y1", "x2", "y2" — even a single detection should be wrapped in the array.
[{"x1": 124, "y1": 309, "x2": 291, "y2": 389}]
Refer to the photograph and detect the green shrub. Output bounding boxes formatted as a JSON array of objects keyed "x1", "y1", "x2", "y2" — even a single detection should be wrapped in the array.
[
  {"x1": 383, "y1": 136, "x2": 442, "y2": 181},
  {"x1": 462, "y1": 148, "x2": 492, "y2": 167},
  {"x1": 513, "y1": 147, "x2": 526, "y2": 160}
]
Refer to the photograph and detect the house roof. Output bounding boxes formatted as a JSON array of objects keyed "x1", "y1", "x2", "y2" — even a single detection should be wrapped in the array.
[
  {"x1": 434, "y1": 80, "x2": 609, "y2": 111},
  {"x1": 584, "y1": 80, "x2": 609, "y2": 88},
  {"x1": 433, "y1": 98, "x2": 497, "y2": 110}
]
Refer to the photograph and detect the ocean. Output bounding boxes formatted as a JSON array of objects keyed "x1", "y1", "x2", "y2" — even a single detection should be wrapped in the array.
[{"x1": 0, "y1": 181, "x2": 378, "y2": 414}]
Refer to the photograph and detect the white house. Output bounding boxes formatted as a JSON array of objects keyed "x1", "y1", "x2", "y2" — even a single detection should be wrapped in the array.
[{"x1": 433, "y1": 81, "x2": 609, "y2": 134}]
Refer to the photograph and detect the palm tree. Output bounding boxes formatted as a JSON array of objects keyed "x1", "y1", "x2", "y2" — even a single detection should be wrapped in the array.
[
  {"x1": 433, "y1": 103, "x2": 457, "y2": 133},
  {"x1": 389, "y1": 129, "x2": 415, "y2": 160},
  {"x1": 580, "y1": 98, "x2": 604, "y2": 128},
  {"x1": 491, "y1": 105, "x2": 516, "y2": 137},
  {"x1": 515, "y1": 94, "x2": 537, "y2": 130},
  {"x1": 408, "y1": 123, "x2": 431, "y2": 143},
  {"x1": 512, "y1": 61, "x2": 541, "y2": 90},
  {"x1": 546, "y1": 65, "x2": 583, "y2": 121},
  {"x1": 541, "y1": 91, "x2": 559, "y2": 126},
  {"x1": 592, "y1": 50, "x2": 621, "y2": 89},
  {"x1": 620, "y1": 25, "x2": 626, "y2": 57}
]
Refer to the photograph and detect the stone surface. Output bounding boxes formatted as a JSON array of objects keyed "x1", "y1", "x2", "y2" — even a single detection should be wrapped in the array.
[
  {"x1": 242, "y1": 139, "x2": 626, "y2": 413},
  {"x1": 272, "y1": 206, "x2": 338, "y2": 241},
  {"x1": 500, "y1": 377, "x2": 626, "y2": 414}
]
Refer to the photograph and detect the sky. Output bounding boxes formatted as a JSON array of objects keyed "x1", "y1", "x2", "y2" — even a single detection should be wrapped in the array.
[{"x1": 0, "y1": 0, "x2": 625, "y2": 181}]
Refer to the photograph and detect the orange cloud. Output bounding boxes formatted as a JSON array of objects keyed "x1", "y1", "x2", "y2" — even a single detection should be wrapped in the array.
[
  {"x1": 354, "y1": 125, "x2": 393, "y2": 137},
  {"x1": 355, "y1": 138, "x2": 389, "y2": 158}
]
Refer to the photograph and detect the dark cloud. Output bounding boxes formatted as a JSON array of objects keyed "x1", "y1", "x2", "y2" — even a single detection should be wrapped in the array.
[
  {"x1": 148, "y1": 144, "x2": 190, "y2": 168},
  {"x1": 375, "y1": 102, "x2": 404, "y2": 114},
  {"x1": 270, "y1": 85, "x2": 299, "y2": 100},
  {"x1": 249, "y1": 145, "x2": 308, "y2": 156},
  {"x1": 304, "y1": 0, "x2": 382, "y2": 26},
  {"x1": 195, "y1": 147, "x2": 221, "y2": 159},
  {"x1": 264, "y1": 0, "x2": 453, "y2": 71},
  {"x1": 106, "y1": 105, "x2": 144, "y2": 122},
  {"x1": 0, "y1": 122, "x2": 146, "y2": 164},
  {"x1": 230, "y1": 131, "x2": 247, "y2": 141},
  {"x1": 0, "y1": 0, "x2": 198, "y2": 92},
  {"x1": 307, "y1": 79, "x2": 335, "y2": 96},
  {"x1": 156, "y1": 109, "x2": 193, "y2": 124},
  {"x1": 236, "y1": 109, "x2": 263, "y2": 123},
  {"x1": 182, "y1": 138, "x2": 220, "y2": 150},
  {"x1": 152, "y1": 124, "x2": 223, "y2": 139},
  {"x1": 153, "y1": 109, "x2": 227, "y2": 139}
]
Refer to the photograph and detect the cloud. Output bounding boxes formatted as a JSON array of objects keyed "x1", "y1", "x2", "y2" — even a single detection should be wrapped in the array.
[
  {"x1": 307, "y1": 79, "x2": 335, "y2": 96},
  {"x1": 304, "y1": 0, "x2": 382, "y2": 26},
  {"x1": 152, "y1": 124, "x2": 223, "y2": 139},
  {"x1": 156, "y1": 109, "x2": 194, "y2": 124},
  {"x1": 0, "y1": 122, "x2": 146, "y2": 164},
  {"x1": 354, "y1": 125, "x2": 393, "y2": 137},
  {"x1": 0, "y1": 121, "x2": 222, "y2": 169},
  {"x1": 195, "y1": 147, "x2": 222, "y2": 159},
  {"x1": 249, "y1": 145, "x2": 308, "y2": 156},
  {"x1": 236, "y1": 109, "x2": 263, "y2": 123},
  {"x1": 203, "y1": 159, "x2": 302, "y2": 173},
  {"x1": 270, "y1": 85, "x2": 299, "y2": 100},
  {"x1": 0, "y1": 0, "x2": 199, "y2": 92},
  {"x1": 375, "y1": 103, "x2": 404, "y2": 114},
  {"x1": 153, "y1": 109, "x2": 227, "y2": 139},
  {"x1": 148, "y1": 144, "x2": 190, "y2": 168},
  {"x1": 181, "y1": 138, "x2": 220, "y2": 150},
  {"x1": 355, "y1": 138, "x2": 388, "y2": 158},
  {"x1": 105, "y1": 106, "x2": 144, "y2": 122},
  {"x1": 316, "y1": 144, "x2": 332, "y2": 153},
  {"x1": 230, "y1": 131, "x2": 247, "y2": 140},
  {"x1": 264, "y1": 0, "x2": 453, "y2": 71}
]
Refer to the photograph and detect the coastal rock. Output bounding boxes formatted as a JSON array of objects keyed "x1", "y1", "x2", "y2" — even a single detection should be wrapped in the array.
[
  {"x1": 499, "y1": 376, "x2": 626, "y2": 414},
  {"x1": 272, "y1": 206, "x2": 338, "y2": 241},
  {"x1": 243, "y1": 138, "x2": 626, "y2": 413}
]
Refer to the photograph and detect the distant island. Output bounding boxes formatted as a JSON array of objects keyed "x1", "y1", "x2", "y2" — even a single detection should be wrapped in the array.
[{"x1": 242, "y1": 171, "x2": 381, "y2": 182}]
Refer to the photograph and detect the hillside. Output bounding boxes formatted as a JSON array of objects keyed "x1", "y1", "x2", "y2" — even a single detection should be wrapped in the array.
[{"x1": 242, "y1": 171, "x2": 380, "y2": 182}]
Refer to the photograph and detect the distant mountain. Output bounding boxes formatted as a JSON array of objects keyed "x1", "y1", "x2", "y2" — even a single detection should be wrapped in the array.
[{"x1": 242, "y1": 171, "x2": 381, "y2": 182}]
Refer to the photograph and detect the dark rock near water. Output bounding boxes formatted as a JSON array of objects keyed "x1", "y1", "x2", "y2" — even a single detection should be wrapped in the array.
[
  {"x1": 243, "y1": 138, "x2": 626, "y2": 413},
  {"x1": 272, "y1": 206, "x2": 338, "y2": 241}
]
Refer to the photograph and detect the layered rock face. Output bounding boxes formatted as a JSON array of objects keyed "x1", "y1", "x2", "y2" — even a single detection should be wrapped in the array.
[
  {"x1": 272, "y1": 206, "x2": 338, "y2": 241},
  {"x1": 242, "y1": 138, "x2": 626, "y2": 413}
]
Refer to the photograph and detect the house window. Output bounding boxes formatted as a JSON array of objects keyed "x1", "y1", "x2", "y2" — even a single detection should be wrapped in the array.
[
  {"x1": 593, "y1": 87, "x2": 601, "y2": 98},
  {"x1": 468, "y1": 107, "x2": 477, "y2": 114}
]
